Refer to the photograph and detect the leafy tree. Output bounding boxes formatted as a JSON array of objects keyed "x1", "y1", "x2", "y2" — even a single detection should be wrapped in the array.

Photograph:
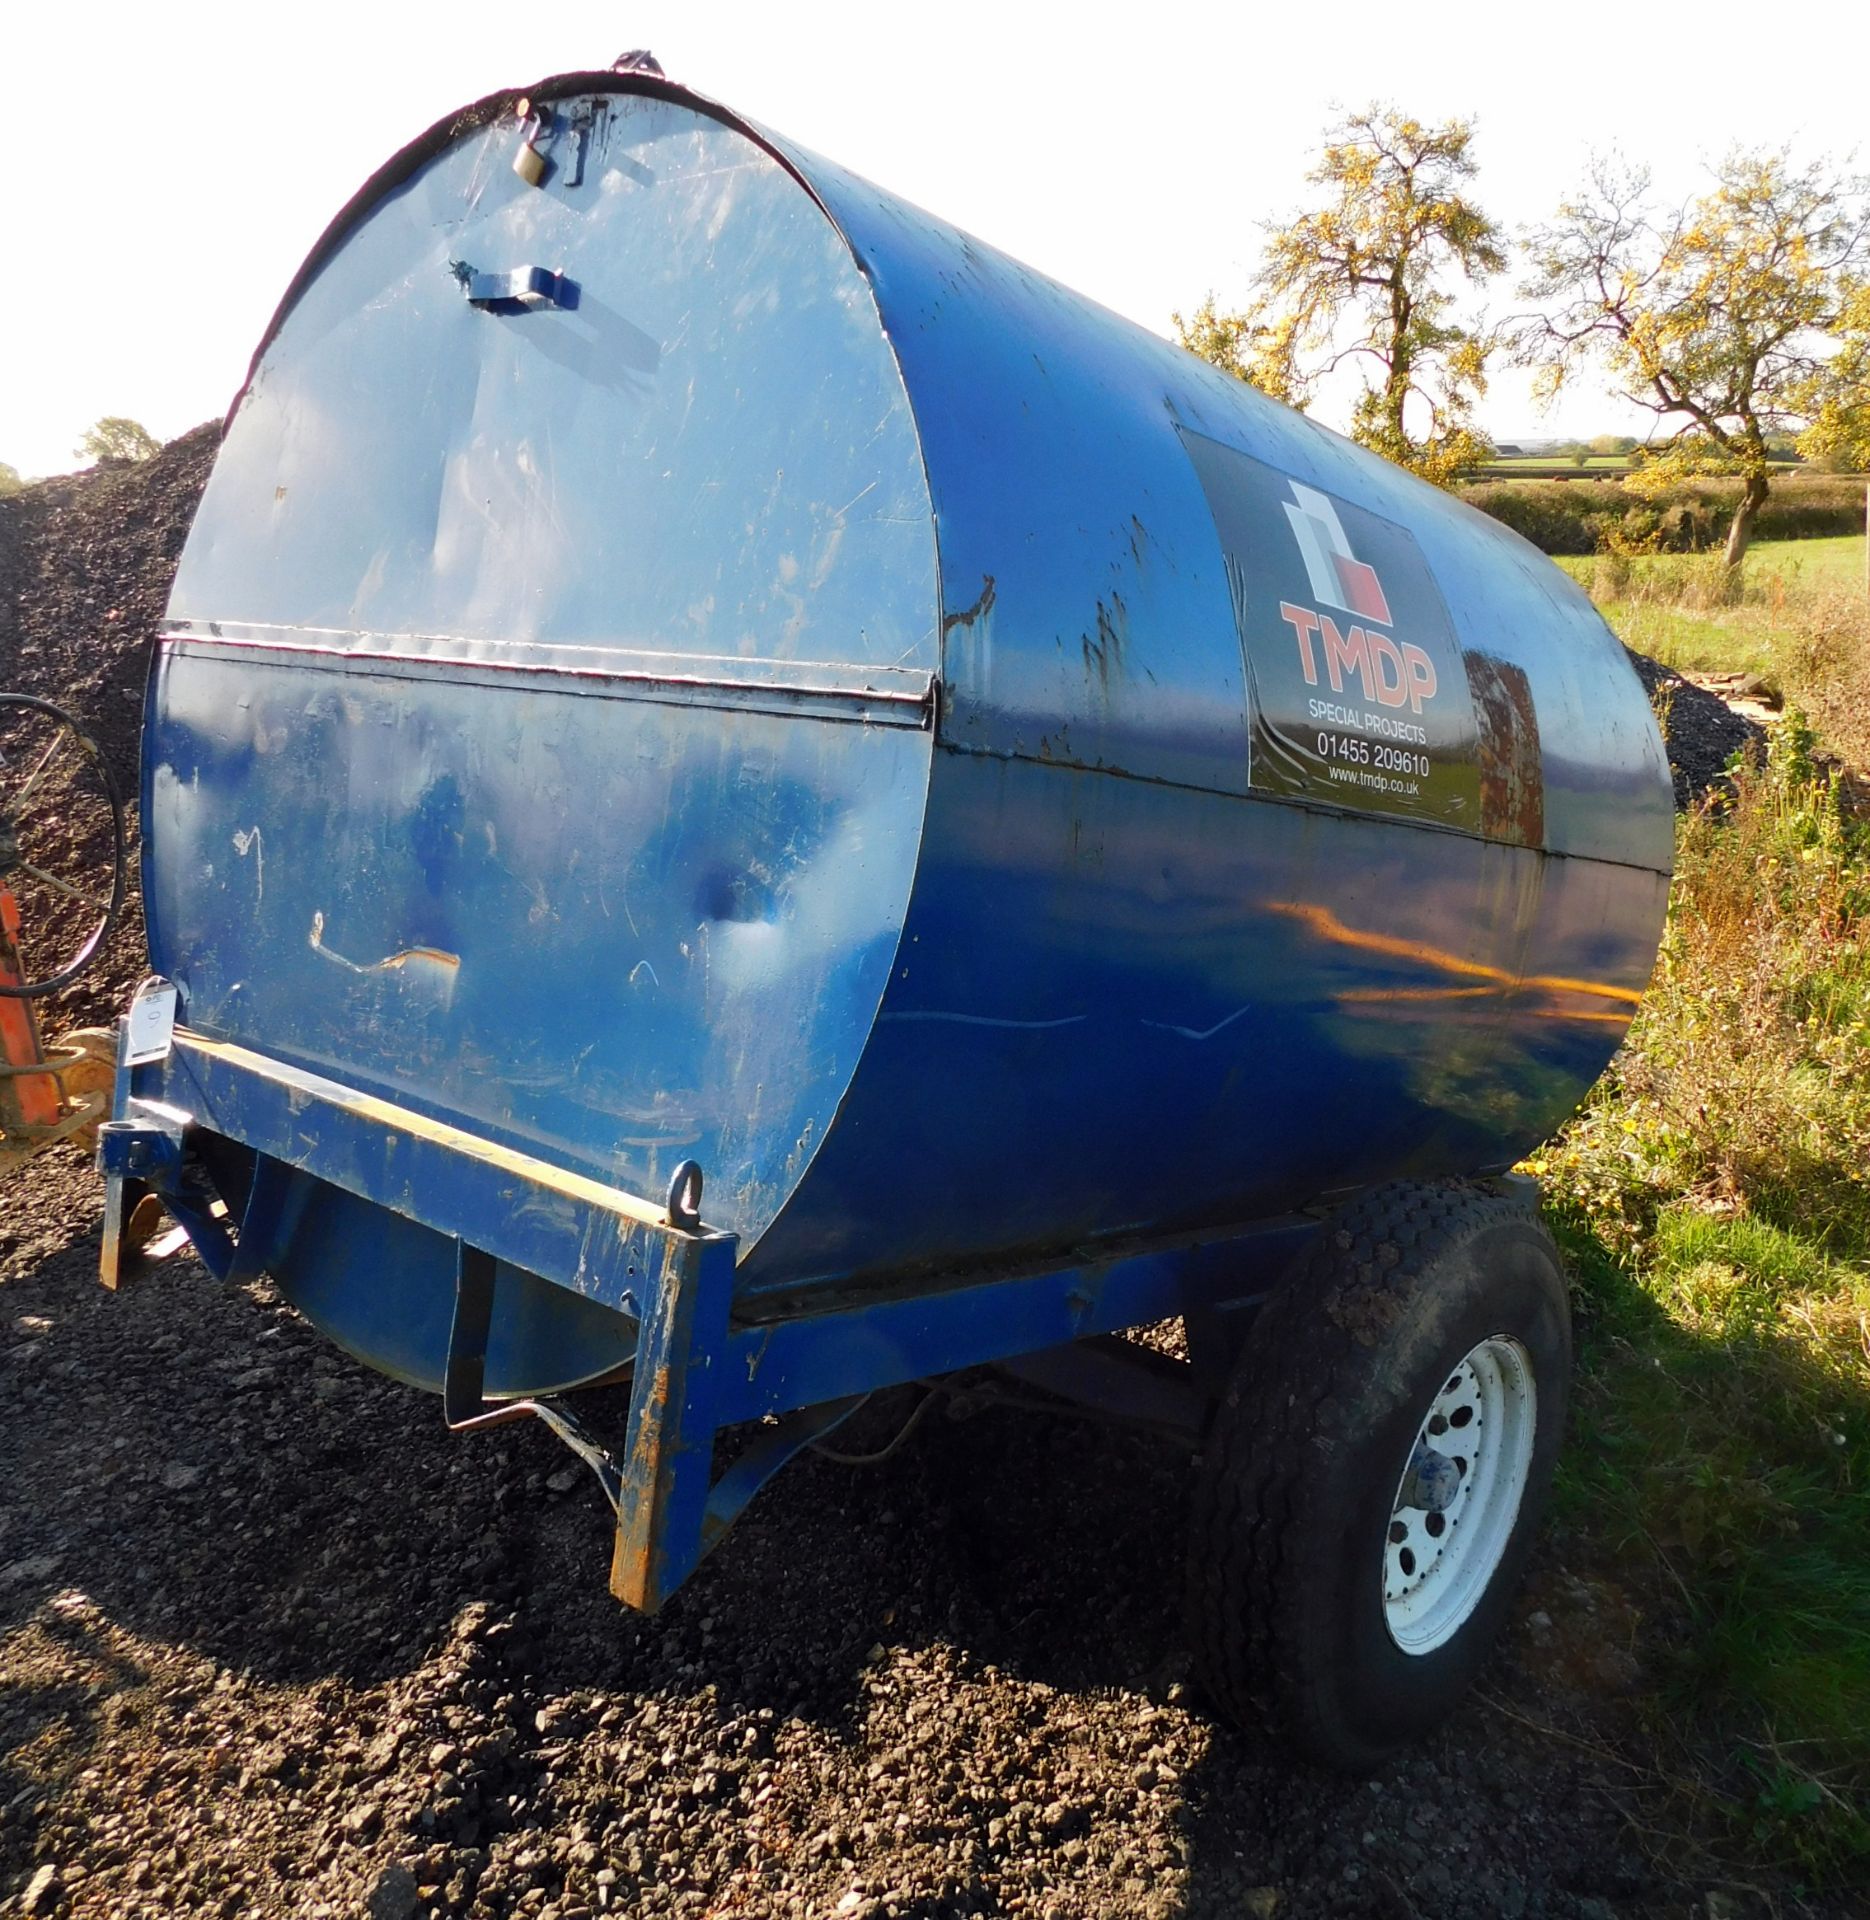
[
  {"x1": 1176, "y1": 108, "x2": 1505, "y2": 488},
  {"x1": 1797, "y1": 279, "x2": 1870, "y2": 472},
  {"x1": 1169, "y1": 295, "x2": 1302, "y2": 406},
  {"x1": 75, "y1": 417, "x2": 159, "y2": 464},
  {"x1": 1517, "y1": 151, "x2": 1869, "y2": 567},
  {"x1": 0, "y1": 461, "x2": 22, "y2": 498}
]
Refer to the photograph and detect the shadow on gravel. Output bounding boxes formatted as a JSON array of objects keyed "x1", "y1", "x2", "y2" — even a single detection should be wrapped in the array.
[
  {"x1": 465, "y1": 1384, "x2": 1206, "y2": 1741},
  {"x1": 7, "y1": 1196, "x2": 1202, "y2": 1706},
  {"x1": 4, "y1": 1170, "x2": 1681, "y2": 1917}
]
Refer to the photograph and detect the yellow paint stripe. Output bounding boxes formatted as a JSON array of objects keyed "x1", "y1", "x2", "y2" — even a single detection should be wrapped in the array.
[{"x1": 175, "y1": 1031, "x2": 670, "y2": 1229}]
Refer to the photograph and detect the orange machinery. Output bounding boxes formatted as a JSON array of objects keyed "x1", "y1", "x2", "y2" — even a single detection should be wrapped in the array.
[{"x1": 0, "y1": 695, "x2": 127, "y2": 1176}]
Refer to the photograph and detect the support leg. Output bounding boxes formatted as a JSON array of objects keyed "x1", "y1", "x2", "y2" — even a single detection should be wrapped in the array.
[{"x1": 611, "y1": 1234, "x2": 736, "y2": 1612}]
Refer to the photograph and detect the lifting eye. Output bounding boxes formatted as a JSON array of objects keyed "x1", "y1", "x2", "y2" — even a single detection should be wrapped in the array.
[{"x1": 666, "y1": 1161, "x2": 704, "y2": 1232}]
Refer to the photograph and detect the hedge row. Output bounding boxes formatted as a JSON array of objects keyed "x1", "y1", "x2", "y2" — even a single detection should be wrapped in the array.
[{"x1": 1461, "y1": 473, "x2": 1868, "y2": 555}]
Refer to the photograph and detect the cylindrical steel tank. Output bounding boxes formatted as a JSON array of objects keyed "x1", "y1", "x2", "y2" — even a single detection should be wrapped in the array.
[{"x1": 146, "y1": 72, "x2": 1671, "y2": 1390}]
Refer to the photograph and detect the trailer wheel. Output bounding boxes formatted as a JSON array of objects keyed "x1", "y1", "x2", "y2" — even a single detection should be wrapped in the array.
[{"x1": 1187, "y1": 1179, "x2": 1569, "y2": 1770}]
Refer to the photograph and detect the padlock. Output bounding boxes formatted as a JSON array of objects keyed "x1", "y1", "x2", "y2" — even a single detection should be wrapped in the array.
[
  {"x1": 512, "y1": 102, "x2": 550, "y2": 188},
  {"x1": 513, "y1": 138, "x2": 548, "y2": 188}
]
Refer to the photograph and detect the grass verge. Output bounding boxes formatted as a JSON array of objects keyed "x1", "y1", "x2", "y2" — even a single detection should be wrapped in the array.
[
  {"x1": 1533, "y1": 713, "x2": 1870, "y2": 1879},
  {"x1": 1553, "y1": 539, "x2": 1869, "y2": 729}
]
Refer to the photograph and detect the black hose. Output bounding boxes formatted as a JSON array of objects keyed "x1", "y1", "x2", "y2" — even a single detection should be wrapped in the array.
[{"x1": 0, "y1": 693, "x2": 128, "y2": 999}]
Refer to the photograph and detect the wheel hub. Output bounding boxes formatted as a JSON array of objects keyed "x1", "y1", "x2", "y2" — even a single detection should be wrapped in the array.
[
  {"x1": 1397, "y1": 1441, "x2": 1462, "y2": 1513},
  {"x1": 1383, "y1": 1334, "x2": 1537, "y2": 1655}
]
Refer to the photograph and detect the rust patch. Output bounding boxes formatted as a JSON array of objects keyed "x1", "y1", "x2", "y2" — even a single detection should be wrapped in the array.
[
  {"x1": 611, "y1": 1353, "x2": 674, "y2": 1611},
  {"x1": 941, "y1": 574, "x2": 996, "y2": 637},
  {"x1": 1463, "y1": 652, "x2": 1545, "y2": 849},
  {"x1": 1080, "y1": 591, "x2": 1129, "y2": 686}
]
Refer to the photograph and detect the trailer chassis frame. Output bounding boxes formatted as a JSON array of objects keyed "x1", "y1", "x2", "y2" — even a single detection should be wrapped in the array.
[{"x1": 99, "y1": 1018, "x2": 1312, "y2": 1611}]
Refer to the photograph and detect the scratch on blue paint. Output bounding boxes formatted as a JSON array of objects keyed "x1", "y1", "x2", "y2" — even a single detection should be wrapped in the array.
[{"x1": 1141, "y1": 1005, "x2": 1254, "y2": 1042}]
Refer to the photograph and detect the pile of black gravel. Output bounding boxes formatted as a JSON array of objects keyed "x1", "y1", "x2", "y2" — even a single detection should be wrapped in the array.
[
  {"x1": 0, "y1": 423, "x2": 219, "y2": 1028},
  {"x1": 1622, "y1": 648, "x2": 1766, "y2": 812}
]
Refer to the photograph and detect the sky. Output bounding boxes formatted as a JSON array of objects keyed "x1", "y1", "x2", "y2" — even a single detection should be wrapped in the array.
[{"x1": 3, "y1": 0, "x2": 1862, "y2": 478}]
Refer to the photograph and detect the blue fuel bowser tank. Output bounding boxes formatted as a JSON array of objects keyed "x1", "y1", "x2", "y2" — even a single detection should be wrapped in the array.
[{"x1": 102, "y1": 68, "x2": 1672, "y2": 1767}]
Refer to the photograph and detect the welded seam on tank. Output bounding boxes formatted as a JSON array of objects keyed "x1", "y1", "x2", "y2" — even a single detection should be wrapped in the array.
[
  {"x1": 929, "y1": 737, "x2": 1675, "y2": 880},
  {"x1": 159, "y1": 634, "x2": 935, "y2": 731}
]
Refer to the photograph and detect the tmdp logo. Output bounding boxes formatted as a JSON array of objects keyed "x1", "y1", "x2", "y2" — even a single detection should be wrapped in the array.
[{"x1": 1277, "y1": 482, "x2": 1439, "y2": 716}]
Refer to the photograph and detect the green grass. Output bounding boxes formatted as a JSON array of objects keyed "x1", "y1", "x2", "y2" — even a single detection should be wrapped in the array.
[
  {"x1": 1485, "y1": 456, "x2": 1636, "y2": 471},
  {"x1": 1552, "y1": 536, "x2": 1869, "y2": 682},
  {"x1": 1599, "y1": 601, "x2": 1777, "y2": 678},
  {"x1": 1750, "y1": 534, "x2": 1870, "y2": 591},
  {"x1": 1556, "y1": 535, "x2": 1866, "y2": 597},
  {"x1": 1534, "y1": 718, "x2": 1870, "y2": 1877}
]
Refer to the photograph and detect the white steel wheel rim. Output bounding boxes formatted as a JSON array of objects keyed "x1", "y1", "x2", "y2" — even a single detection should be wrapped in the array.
[{"x1": 1383, "y1": 1334, "x2": 1537, "y2": 1655}]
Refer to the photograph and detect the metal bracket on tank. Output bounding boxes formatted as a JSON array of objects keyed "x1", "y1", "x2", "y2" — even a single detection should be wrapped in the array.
[
  {"x1": 95, "y1": 1102, "x2": 188, "y2": 1181},
  {"x1": 437, "y1": 1164, "x2": 717, "y2": 1550},
  {"x1": 457, "y1": 265, "x2": 576, "y2": 312},
  {"x1": 97, "y1": 1097, "x2": 298, "y2": 1291}
]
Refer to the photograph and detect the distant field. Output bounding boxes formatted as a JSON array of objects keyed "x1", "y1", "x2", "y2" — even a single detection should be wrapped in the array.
[
  {"x1": 1742, "y1": 532, "x2": 1867, "y2": 588},
  {"x1": 1486, "y1": 456, "x2": 1633, "y2": 471},
  {"x1": 1554, "y1": 534, "x2": 1869, "y2": 680},
  {"x1": 1555, "y1": 533, "x2": 1866, "y2": 593},
  {"x1": 1566, "y1": 537, "x2": 1870, "y2": 595},
  {"x1": 1479, "y1": 457, "x2": 1807, "y2": 480}
]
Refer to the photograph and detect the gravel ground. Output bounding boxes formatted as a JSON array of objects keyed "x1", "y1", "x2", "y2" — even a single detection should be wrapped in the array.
[
  {"x1": 3, "y1": 1143, "x2": 1745, "y2": 1920},
  {"x1": 0, "y1": 443, "x2": 1831, "y2": 1920}
]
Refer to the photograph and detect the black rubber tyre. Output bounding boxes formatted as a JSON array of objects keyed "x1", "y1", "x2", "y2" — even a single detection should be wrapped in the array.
[{"x1": 1186, "y1": 1179, "x2": 1570, "y2": 1771}]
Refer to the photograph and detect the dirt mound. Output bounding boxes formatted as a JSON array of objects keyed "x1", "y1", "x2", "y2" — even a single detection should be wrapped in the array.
[
  {"x1": 1622, "y1": 648, "x2": 1766, "y2": 811},
  {"x1": 0, "y1": 424, "x2": 218, "y2": 1027}
]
